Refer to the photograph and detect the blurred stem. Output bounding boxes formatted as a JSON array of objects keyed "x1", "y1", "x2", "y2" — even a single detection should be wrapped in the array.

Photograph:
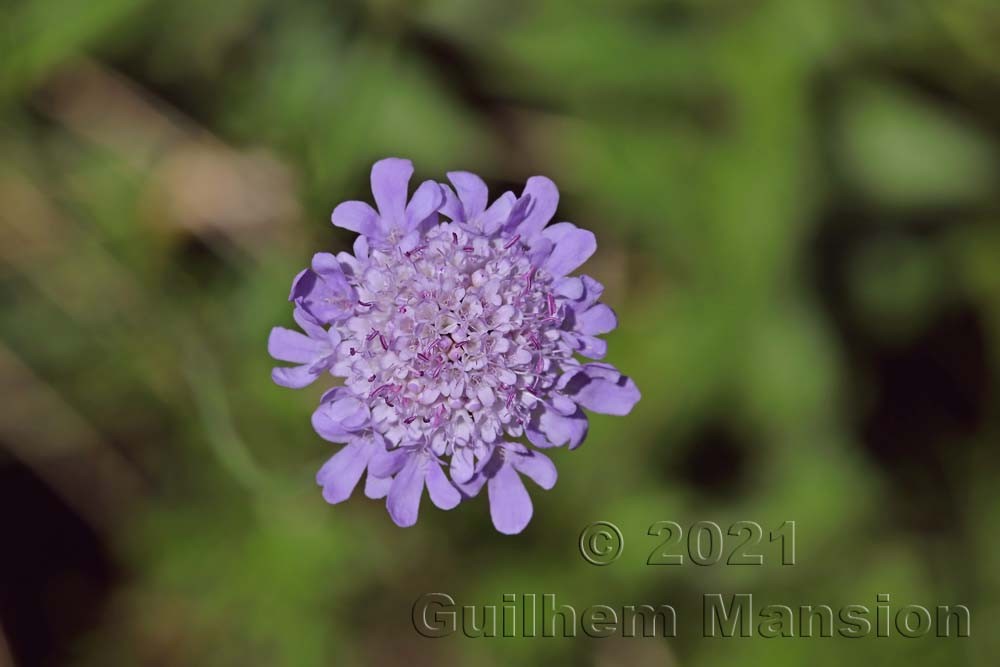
[{"x1": 182, "y1": 332, "x2": 272, "y2": 495}]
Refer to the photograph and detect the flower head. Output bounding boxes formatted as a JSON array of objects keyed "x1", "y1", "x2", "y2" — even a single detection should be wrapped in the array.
[{"x1": 270, "y1": 158, "x2": 640, "y2": 534}]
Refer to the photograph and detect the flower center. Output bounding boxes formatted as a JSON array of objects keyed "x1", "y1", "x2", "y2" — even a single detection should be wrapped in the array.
[{"x1": 336, "y1": 224, "x2": 567, "y2": 449}]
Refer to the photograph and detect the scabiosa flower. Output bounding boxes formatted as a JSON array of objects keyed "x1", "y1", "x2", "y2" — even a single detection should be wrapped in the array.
[{"x1": 269, "y1": 158, "x2": 640, "y2": 534}]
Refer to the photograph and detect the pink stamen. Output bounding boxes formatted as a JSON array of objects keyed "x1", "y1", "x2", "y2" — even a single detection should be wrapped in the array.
[
  {"x1": 452, "y1": 232, "x2": 459, "y2": 245},
  {"x1": 463, "y1": 246, "x2": 474, "y2": 253},
  {"x1": 379, "y1": 334, "x2": 389, "y2": 351},
  {"x1": 528, "y1": 333, "x2": 541, "y2": 349},
  {"x1": 368, "y1": 374, "x2": 376, "y2": 382},
  {"x1": 434, "y1": 405, "x2": 444, "y2": 426},
  {"x1": 504, "y1": 234, "x2": 521, "y2": 250},
  {"x1": 524, "y1": 266, "x2": 536, "y2": 289},
  {"x1": 404, "y1": 416, "x2": 418, "y2": 424},
  {"x1": 358, "y1": 300, "x2": 373, "y2": 307},
  {"x1": 546, "y1": 293, "x2": 556, "y2": 316},
  {"x1": 366, "y1": 328, "x2": 379, "y2": 342},
  {"x1": 370, "y1": 383, "x2": 394, "y2": 399}
]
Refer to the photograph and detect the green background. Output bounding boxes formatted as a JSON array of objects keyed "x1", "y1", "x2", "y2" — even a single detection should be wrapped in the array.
[{"x1": 1, "y1": 0, "x2": 999, "y2": 664}]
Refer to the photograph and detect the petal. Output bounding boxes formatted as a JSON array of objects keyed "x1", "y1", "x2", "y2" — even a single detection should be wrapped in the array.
[
  {"x1": 457, "y1": 472, "x2": 487, "y2": 498},
  {"x1": 525, "y1": 424, "x2": 551, "y2": 449},
  {"x1": 450, "y1": 445, "x2": 476, "y2": 483},
  {"x1": 293, "y1": 307, "x2": 328, "y2": 340},
  {"x1": 439, "y1": 185, "x2": 465, "y2": 222},
  {"x1": 577, "y1": 304, "x2": 617, "y2": 335},
  {"x1": 316, "y1": 440, "x2": 374, "y2": 504},
  {"x1": 563, "y1": 366, "x2": 641, "y2": 416},
  {"x1": 364, "y1": 473, "x2": 392, "y2": 499},
  {"x1": 331, "y1": 200, "x2": 378, "y2": 236},
  {"x1": 426, "y1": 462, "x2": 461, "y2": 510},
  {"x1": 515, "y1": 176, "x2": 559, "y2": 239},
  {"x1": 550, "y1": 393, "x2": 578, "y2": 416},
  {"x1": 289, "y1": 268, "x2": 311, "y2": 301},
  {"x1": 318, "y1": 386, "x2": 344, "y2": 403},
  {"x1": 554, "y1": 276, "x2": 584, "y2": 299},
  {"x1": 371, "y1": 157, "x2": 413, "y2": 228},
  {"x1": 527, "y1": 237, "x2": 554, "y2": 268},
  {"x1": 289, "y1": 269, "x2": 317, "y2": 302},
  {"x1": 271, "y1": 364, "x2": 320, "y2": 389},
  {"x1": 541, "y1": 223, "x2": 597, "y2": 277},
  {"x1": 353, "y1": 235, "x2": 369, "y2": 260},
  {"x1": 337, "y1": 250, "x2": 360, "y2": 276},
  {"x1": 311, "y1": 397, "x2": 370, "y2": 442},
  {"x1": 488, "y1": 463, "x2": 533, "y2": 535},
  {"x1": 510, "y1": 446, "x2": 558, "y2": 490},
  {"x1": 568, "y1": 362, "x2": 618, "y2": 382},
  {"x1": 369, "y1": 446, "x2": 410, "y2": 477},
  {"x1": 386, "y1": 454, "x2": 426, "y2": 527},
  {"x1": 563, "y1": 332, "x2": 607, "y2": 360},
  {"x1": 447, "y1": 171, "x2": 488, "y2": 220},
  {"x1": 528, "y1": 405, "x2": 589, "y2": 448},
  {"x1": 404, "y1": 180, "x2": 444, "y2": 231},
  {"x1": 481, "y1": 191, "x2": 515, "y2": 225},
  {"x1": 476, "y1": 384, "x2": 495, "y2": 407},
  {"x1": 327, "y1": 396, "x2": 370, "y2": 429},
  {"x1": 577, "y1": 275, "x2": 606, "y2": 308},
  {"x1": 268, "y1": 327, "x2": 325, "y2": 363},
  {"x1": 500, "y1": 193, "x2": 533, "y2": 234},
  {"x1": 312, "y1": 252, "x2": 349, "y2": 283}
]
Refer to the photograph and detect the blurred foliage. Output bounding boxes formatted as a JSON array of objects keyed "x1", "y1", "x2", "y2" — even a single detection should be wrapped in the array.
[{"x1": 1, "y1": 0, "x2": 1000, "y2": 665}]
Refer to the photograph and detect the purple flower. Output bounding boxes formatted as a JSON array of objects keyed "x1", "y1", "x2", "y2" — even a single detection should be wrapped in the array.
[{"x1": 270, "y1": 158, "x2": 640, "y2": 534}]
